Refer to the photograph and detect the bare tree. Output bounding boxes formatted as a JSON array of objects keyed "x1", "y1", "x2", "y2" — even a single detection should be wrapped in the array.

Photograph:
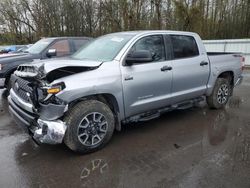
[{"x1": 0, "y1": 0, "x2": 249, "y2": 44}]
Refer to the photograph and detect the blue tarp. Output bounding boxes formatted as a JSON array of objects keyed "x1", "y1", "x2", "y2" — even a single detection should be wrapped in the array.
[{"x1": 5, "y1": 46, "x2": 16, "y2": 52}]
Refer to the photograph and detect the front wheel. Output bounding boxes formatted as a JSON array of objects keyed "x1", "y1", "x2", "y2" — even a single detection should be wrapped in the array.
[
  {"x1": 5, "y1": 77, "x2": 12, "y2": 91},
  {"x1": 207, "y1": 78, "x2": 231, "y2": 109},
  {"x1": 64, "y1": 100, "x2": 115, "y2": 154}
]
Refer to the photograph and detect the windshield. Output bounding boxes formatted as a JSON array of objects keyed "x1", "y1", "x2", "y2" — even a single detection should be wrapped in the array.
[
  {"x1": 72, "y1": 34, "x2": 134, "y2": 61},
  {"x1": 26, "y1": 38, "x2": 54, "y2": 54}
]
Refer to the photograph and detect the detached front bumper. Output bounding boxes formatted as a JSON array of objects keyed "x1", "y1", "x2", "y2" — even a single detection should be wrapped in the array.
[
  {"x1": 34, "y1": 119, "x2": 67, "y2": 144},
  {"x1": 8, "y1": 89, "x2": 67, "y2": 144}
]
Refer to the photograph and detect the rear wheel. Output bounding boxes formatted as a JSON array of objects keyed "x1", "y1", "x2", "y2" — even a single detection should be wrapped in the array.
[
  {"x1": 207, "y1": 78, "x2": 231, "y2": 109},
  {"x1": 64, "y1": 100, "x2": 115, "y2": 154}
]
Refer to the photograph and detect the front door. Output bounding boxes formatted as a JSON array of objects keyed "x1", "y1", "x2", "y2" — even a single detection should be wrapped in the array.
[{"x1": 121, "y1": 35, "x2": 173, "y2": 117}]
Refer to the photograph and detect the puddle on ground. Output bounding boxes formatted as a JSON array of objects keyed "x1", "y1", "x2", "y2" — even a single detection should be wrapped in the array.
[
  {"x1": 207, "y1": 110, "x2": 229, "y2": 146},
  {"x1": 228, "y1": 96, "x2": 243, "y2": 109}
]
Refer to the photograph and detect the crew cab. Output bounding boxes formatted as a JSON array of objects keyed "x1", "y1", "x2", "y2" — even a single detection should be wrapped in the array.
[
  {"x1": 0, "y1": 37, "x2": 92, "y2": 89},
  {"x1": 8, "y1": 31, "x2": 244, "y2": 153}
]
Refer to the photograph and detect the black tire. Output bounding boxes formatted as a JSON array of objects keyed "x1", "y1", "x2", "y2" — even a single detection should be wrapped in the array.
[
  {"x1": 6, "y1": 78, "x2": 12, "y2": 91},
  {"x1": 64, "y1": 100, "x2": 115, "y2": 154},
  {"x1": 207, "y1": 78, "x2": 231, "y2": 109}
]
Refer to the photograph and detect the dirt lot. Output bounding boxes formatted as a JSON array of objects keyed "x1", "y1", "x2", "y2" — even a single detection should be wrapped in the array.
[{"x1": 0, "y1": 70, "x2": 250, "y2": 188}]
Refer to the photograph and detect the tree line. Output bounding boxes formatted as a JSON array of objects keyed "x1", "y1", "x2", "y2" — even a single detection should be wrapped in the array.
[{"x1": 0, "y1": 0, "x2": 249, "y2": 44}]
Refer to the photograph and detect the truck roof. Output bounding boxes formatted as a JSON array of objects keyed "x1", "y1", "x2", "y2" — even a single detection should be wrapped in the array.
[
  {"x1": 110, "y1": 30, "x2": 197, "y2": 36},
  {"x1": 40, "y1": 36, "x2": 92, "y2": 40}
]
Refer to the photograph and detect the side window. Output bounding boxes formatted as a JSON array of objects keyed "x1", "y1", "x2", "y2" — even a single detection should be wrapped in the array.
[
  {"x1": 72, "y1": 39, "x2": 89, "y2": 51},
  {"x1": 49, "y1": 40, "x2": 70, "y2": 57},
  {"x1": 130, "y1": 35, "x2": 166, "y2": 62},
  {"x1": 170, "y1": 35, "x2": 199, "y2": 59}
]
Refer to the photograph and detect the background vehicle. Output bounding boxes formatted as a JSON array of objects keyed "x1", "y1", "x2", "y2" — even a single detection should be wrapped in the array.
[
  {"x1": 8, "y1": 44, "x2": 33, "y2": 54},
  {"x1": 0, "y1": 46, "x2": 8, "y2": 54},
  {"x1": 3, "y1": 45, "x2": 28, "y2": 53},
  {"x1": 0, "y1": 45, "x2": 33, "y2": 58},
  {"x1": 8, "y1": 31, "x2": 244, "y2": 154},
  {"x1": 0, "y1": 37, "x2": 92, "y2": 89}
]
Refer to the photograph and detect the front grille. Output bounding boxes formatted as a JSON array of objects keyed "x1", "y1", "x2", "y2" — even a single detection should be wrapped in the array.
[{"x1": 11, "y1": 76, "x2": 33, "y2": 102}]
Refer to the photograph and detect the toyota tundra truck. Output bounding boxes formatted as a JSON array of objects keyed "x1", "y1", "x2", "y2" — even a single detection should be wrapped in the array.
[{"x1": 8, "y1": 31, "x2": 244, "y2": 153}]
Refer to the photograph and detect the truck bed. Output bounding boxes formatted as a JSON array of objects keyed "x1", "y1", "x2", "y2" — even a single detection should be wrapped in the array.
[
  {"x1": 206, "y1": 51, "x2": 243, "y2": 95},
  {"x1": 207, "y1": 52, "x2": 241, "y2": 56},
  {"x1": 207, "y1": 52, "x2": 242, "y2": 66}
]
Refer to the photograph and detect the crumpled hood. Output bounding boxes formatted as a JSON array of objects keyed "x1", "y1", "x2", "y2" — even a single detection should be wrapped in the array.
[
  {"x1": 38, "y1": 59, "x2": 102, "y2": 74},
  {"x1": 14, "y1": 58, "x2": 103, "y2": 80}
]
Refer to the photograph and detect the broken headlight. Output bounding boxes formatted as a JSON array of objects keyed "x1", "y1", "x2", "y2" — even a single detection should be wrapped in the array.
[
  {"x1": 46, "y1": 82, "x2": 66, "y2": 94},
  {"x1": 39, "y1": 82, "x2": 66, "y2": 105}
]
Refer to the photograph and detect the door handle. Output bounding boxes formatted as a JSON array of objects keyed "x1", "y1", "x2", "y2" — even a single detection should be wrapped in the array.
[
  {"x1": 124, "y1": 75, "x2": 133, "y2": 81},
  {"x1": 161, "y1": 66, "x2": 172, "y2": 71},
  {"x1": 200, "y1": 61, "x2": 208, "y2": 66}
]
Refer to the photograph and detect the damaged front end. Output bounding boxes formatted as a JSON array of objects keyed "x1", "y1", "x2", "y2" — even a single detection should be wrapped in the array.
[
  {"x1": 8, "y1": 86, "x2": 67, "y2": 144},
  {"x1": 9, "y1": 60, "x2": 102, "y2": 144},
  {"x1": 9, "y1": 73, "x2": 68, "y2": 144},
  {"x1": 12, "y1": 67, "x2": 68, "y2": 121}
]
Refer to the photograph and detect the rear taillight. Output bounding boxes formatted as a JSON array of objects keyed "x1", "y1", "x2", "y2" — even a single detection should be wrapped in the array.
[{"x1": 241, "y1": 56, "x2": 245, "y2": 70}]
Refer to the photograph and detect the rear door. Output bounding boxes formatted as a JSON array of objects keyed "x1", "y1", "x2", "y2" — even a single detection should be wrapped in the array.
[
  {"x1": 121, "y1": 35, "x2": 173, "y2": 117},
  {"x1": 170, "y1": 35, "x2": 210, "y2": 103}
]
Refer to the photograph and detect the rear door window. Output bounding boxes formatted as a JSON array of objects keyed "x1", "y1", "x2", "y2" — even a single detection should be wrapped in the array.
[{"x1": 170, "y1": 35, "x2": 199, "y2": 59}]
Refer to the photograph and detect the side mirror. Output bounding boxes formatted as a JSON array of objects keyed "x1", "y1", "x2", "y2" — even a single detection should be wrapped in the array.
[
  {"x1": 46, "y1": 49, "x2": 57, "y2": 58},
  {"x1": 126, "y1": 50, "x2": 153, "y2": 65}
]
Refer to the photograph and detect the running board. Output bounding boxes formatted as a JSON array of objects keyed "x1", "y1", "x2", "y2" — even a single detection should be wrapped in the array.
[
  {"x1": 123, "y1": 96, "x2": 205, "y2": 124},
  {"x1": 139, "y1": 112, "x2": 161, "y2": 121}
]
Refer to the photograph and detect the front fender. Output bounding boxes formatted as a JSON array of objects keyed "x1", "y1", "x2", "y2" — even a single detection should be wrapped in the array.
[{"x1": 55, "y1": 61, "x2": 125, "y2": 120}]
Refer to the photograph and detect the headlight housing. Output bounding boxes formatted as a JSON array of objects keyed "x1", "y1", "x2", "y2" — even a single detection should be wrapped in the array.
[{"x1": 46, "y1": 82, "x2": 65, "y2": 94}]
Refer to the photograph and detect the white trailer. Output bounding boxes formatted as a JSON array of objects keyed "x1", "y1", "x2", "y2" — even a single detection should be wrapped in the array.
[{"x1": 203, "y1": 39, "x2": 250, "y2": 66}]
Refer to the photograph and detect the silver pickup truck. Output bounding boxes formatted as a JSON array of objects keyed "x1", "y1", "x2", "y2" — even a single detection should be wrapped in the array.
[{"x1": 8, "y1": 31, "x2": 244, "y2": 153}]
